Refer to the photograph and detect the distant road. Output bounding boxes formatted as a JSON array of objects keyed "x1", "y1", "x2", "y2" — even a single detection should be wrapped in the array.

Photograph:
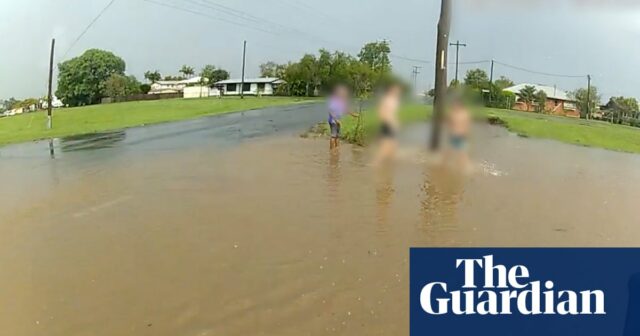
[{"x1": 0, "y1": 102, "x2": 326, "y2": 159}]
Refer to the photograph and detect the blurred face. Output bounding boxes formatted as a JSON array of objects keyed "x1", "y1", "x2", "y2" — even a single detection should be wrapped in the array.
[
  {"x1": 388, "y1": 85, "x2": 402, "y2": 98},
  {"x1": 335, "y1": 86, "x2": 349, "y2": 100}
]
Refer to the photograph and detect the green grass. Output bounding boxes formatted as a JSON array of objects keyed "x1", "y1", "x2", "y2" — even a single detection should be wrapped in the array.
[
  {"x1": 483, "y1": 108, "x2": 640, "y2": 153},
  {"x1": 0, "y1": 97, "x2": 314, "y2": 146},
  {"x1": 311, "y1": 104, "x2": 640, "y2": 153}
]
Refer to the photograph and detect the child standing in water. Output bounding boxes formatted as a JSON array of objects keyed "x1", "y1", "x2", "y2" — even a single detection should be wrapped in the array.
[
  {"x1": 373, "y1": 83, "x2": 402, "y2": 166},
  {"x1": 446, "y1": 98, "x2": 472, "y2": 171},
  {"x1": 328, "y1": 85, "x2": 349, "y2": 150}
]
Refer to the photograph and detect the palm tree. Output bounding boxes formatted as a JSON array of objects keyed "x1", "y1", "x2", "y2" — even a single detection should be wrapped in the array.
[
  {"x1": 517, "y1": 85, "x2": 537, "y2": 111},
  {"x1": 180, "y1": 65, "x2": 195, "y2": 78},
  {"x1": 144, "y1": 70, "x2": 162, "y2": 83}
]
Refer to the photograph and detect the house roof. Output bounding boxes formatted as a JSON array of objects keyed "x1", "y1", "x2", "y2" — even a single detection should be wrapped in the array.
[
  {"x1": 155, "y1": 76, "x2": 205, "y2": 85},
  {"x1": 215, "y1": 77, "x2": 284, "y2": 85},
  {"x1": 504, "y1": 83, "x2": 571, "y2": 101}
]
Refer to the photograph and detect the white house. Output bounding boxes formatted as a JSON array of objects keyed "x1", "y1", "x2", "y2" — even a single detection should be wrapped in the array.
[
  {"x1": 214, "y1": 77, "x2": 284, "y2": 96},
  {"x1": 41, "y1": 96, "x2": 64, "y2": 109},
  {"x1": 150, "y1": 76, "x2": 206, "y2": 94}
]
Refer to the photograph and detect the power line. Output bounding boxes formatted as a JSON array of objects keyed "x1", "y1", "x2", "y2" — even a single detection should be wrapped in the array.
[
  {"x1": 141, "y1": 0, "x2": 278, "y2": 35},
  {"x1": 187, "y1": 0, "x2": 292, "y2": 33},
  {"x1": 390, "y1": 54, "x2": 431, "y2": 64},
  {"x1": 61, "y1": 0, "x2": 118, "y2": 60},
  {"x1": 493, "y1": 60, "x2": 586, "y2": 79}
]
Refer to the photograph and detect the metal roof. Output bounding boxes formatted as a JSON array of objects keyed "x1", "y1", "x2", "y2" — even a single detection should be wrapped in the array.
[
  {"x1": 155, "y1": 76, "x2": 205, "y2": 85},
  {"x1": 215, "y1": 77, "x2": 284, "y2": 85},
  {"x1": 504, "y1": 83, "x2": 571, "y2": 101}
]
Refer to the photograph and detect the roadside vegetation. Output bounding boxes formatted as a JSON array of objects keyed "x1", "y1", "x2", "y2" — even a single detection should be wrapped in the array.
[
  {"x1": 307, "y1": 103, "x2": 640, "y2": 154},
  {"x1": 0, "y1": 97, "x2": 312, "y2": 146},
  {"x1": 484, "y1": 108, "x2": 640, "y2": 153}
]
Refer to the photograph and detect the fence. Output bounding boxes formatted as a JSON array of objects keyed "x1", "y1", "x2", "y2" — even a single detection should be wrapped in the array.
[{"x1": 101, "y1": 93, "x2": 182, "y2": 104}]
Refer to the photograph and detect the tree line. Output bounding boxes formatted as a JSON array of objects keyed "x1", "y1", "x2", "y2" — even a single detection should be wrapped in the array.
[
  {"x1": 432, "y1": 67, "x2": 640, "y2": 125},
  {"x1": 55, "y1": 49, "x2": 230, "y2": 107},
  {"x1": 257, "y1": 41, "x2": 397, "y2": 98}
]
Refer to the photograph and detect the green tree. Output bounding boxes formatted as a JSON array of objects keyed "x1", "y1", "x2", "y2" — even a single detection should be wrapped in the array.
[
  {"x1": 180, "y1": 65, "x2": 195, "y2": 78},
  {"x1": 606, "y1": 96, "x2": 639, "y2": 123},
  {"x1": 104, "y1": 74, "x2": 142, "y2": 98},
  {"x1": 516, "y1": 85, "x2": 537, "y2": 111},
  {"x1": 56, "y1": 49, "x2": 126, "y2": 106},
  {"x1": 144, "y1": 70, "x2": 162, "y2": 83},
  {"x1": 358, "y1": 40, "x2": 391, "y2": 75},
  {"x1": 139, "y1": 83, "x2": 151, "y2": 94},
  {"x1": 200, "y1": 65, "x2": 216, "y2": 85},
  {"x1": 201, "y1": 65, "x2": 230, "y2": 85},
  {"x1": 276, "y1": 41, "x2": 393, "y2": 97},
  {"x1": 464, "y1": 68, "x2": 489, "y2": 89},
  {"x1": 260, "y1": 61, "x2": 279, "y2": 77},
  {"x1": 570, "y1": 86, "x2": 601, "y2": 119},
  {"x1": 494, "y1": 76, "x2": 514, "y2": 90},
  {"x1": 2, "y1": 98, "x2": 17, "y2": 111},
  {"x1": 534, "y1": 89, "x2": 548, "y2": 113},
  {"x1": 14, "y1": 98, "x2": 39, "y2": 109},
  {"x1": 485, "y1": 83, "x2": 516, "y2": 109}
]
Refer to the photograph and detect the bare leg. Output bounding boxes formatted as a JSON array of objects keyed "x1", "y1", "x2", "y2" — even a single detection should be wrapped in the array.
[{"x1": 373, "y1": 139, "x2": 397, "y2": 166}]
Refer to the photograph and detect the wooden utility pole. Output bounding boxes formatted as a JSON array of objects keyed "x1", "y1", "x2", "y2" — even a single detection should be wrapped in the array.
[
  {"x1": 586, "y1": 74, "x2": 591, "y2": 120},
  {"x1": 411, "y1": 65, "x2": 422, "y2": 95},
  {"x1": 489, "y1": 59, "x2": 495, "y2": 85},
  {"x1": 449, "y1": 40, "x2": 466, "y2": 84},
  {"x1": 240, "y1": 40, "x2": 247, "y2": 99},
  {"x1": 430, "y1": 0, "x2": 451, "y2": 150},
  {"x1": 488, "y1": 59, "x2": 495, "y2": 104},
  {"x1": 47, "y1": 38, "x2": 56, "y2": 129}
]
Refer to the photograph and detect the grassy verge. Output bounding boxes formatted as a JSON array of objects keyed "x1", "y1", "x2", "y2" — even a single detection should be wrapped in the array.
[
  {"x1": 305, "y1": 104, "x2": 640, "y2": 154},
  {"x1": 483, "y1": 108, "x2": 640, "y2": 153},
  {"x1": 0, "y1": 96, "x2": 314, "y2": 146}
]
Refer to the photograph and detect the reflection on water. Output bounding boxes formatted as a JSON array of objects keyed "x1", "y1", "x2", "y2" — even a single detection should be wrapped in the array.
[
  {"x1": 60, "y1": 130, "x2": 127, "y2": 152},
  {"x1": 1, "y1": 125, "x2": 640, "y2": 335}
]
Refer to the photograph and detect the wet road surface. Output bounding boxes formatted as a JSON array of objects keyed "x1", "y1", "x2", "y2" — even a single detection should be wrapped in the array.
[{"x1": 1, "y1": 106, "x2": 640, "y2": 335}]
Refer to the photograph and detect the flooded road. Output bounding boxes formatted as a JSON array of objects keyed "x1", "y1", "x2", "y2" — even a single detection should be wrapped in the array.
[{"x1": 1, "y1": 107, "x2": 640, "y2": 335}]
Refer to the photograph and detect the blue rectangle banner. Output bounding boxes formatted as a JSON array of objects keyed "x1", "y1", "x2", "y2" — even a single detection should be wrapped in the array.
[{"x1": 410, "y1": 248, "x2": 640, "y2": 336}]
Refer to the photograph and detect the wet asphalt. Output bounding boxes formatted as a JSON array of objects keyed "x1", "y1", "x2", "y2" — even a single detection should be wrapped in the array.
[{"x1": 0, "y1": 102, "x2": 326, "y2": 159}]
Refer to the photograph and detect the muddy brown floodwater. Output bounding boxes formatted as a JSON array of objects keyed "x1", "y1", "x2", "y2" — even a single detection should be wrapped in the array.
[{"x1": 1, "y1": 123, "x2": 640, "y2": 335}]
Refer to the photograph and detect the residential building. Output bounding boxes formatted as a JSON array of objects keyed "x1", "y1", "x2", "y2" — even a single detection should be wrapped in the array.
[
  {"x1": 150, "y1": 76, "x2": 205, "y2": 94},
  {"x1": 504, "y1": 83, "x2": 580, "y2": 118},
  {"x1": 214, "y1": 77, "x2": 284, "y2": 96},
  {"x1": 41, "y1": 96, "x2": 64, "y2": 109}
]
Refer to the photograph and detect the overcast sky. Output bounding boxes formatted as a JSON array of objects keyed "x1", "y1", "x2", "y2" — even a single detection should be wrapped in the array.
[{"x1": 1, "y1": 0, "x2": 640, "y2": 100}]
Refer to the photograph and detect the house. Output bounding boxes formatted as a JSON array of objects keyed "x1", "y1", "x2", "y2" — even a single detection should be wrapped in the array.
[
  {"x1": 504, "y1": 83, "x2": 580, "y2": 118},
  {"x1": 150, "y1": 76, "x2": 205, "y2": 94},
  {"x1": 214, "y1": 77, "x2": 284, "y2": 96},
  {"x1": 41, "y1": 96, "x2": 64, "y2": 109}
]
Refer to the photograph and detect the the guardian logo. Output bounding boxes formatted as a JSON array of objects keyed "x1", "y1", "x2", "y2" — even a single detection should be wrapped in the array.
[{"x1": 420, "y1": 255, "x2": 606, "y2": 316}]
